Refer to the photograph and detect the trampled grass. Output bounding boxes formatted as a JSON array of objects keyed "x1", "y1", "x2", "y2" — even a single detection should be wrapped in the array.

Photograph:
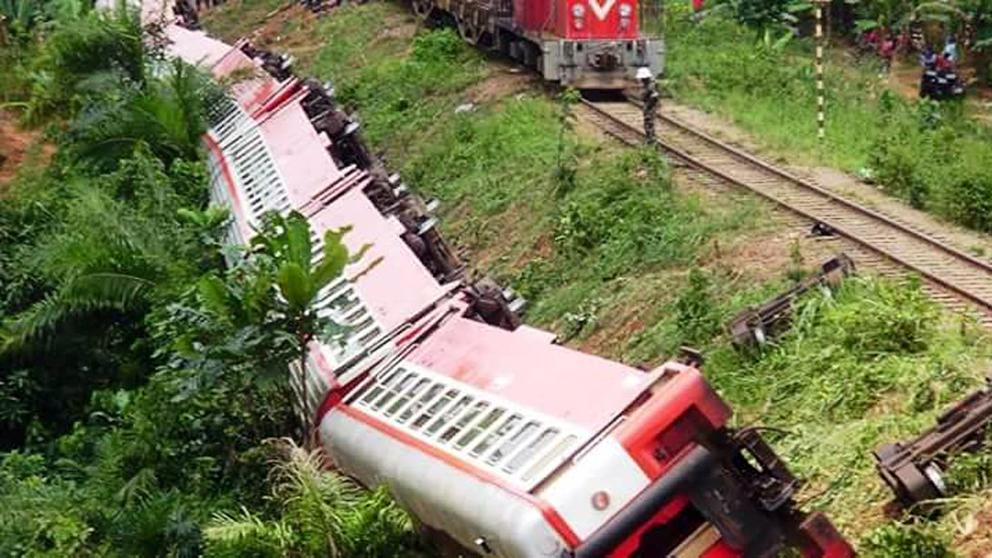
[
  {"x1": 200, "y1": 0, "x2": 286, "y2": 43},
  {"x1": 707, "y1": 278, "x2": 992, "y2": 536}
]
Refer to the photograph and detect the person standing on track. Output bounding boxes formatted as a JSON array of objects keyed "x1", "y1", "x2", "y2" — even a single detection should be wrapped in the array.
[{"x1": 637, "y1": 67, "x2": 659, "y2": 146}]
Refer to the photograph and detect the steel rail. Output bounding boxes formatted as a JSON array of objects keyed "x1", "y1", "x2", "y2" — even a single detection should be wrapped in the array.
[{"x1": 578, "y1": 98, "x2": 992, "y2": 315}]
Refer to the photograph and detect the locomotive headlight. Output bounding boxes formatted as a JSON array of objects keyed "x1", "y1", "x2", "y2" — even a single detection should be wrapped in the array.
[
  {"x1": 618, "y1": 3, "x2": 632, "y2": 29},
  {"x1": 571, "y1": 4, "x2": 585, "y2": 30}
]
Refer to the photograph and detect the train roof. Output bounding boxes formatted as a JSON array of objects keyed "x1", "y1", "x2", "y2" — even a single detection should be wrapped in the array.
[
  {"x1": 305, "y1": 186, "x2": 455, "y2": 372},
  {"x1": 203, "y1": 82, "x2": 352, "y2": 235},
  {"x1": 165, "y1": 24, "x2": 232, "y2": 68},
  {"x1": 189, "y1": 44, "x2": 455, "y2": 380},
  {"x1": 407, "y1": 313, "x2": 655, "y2": 431},
  {"x1": 339, "y1": 308, "x2": 665, "y2": 491}
]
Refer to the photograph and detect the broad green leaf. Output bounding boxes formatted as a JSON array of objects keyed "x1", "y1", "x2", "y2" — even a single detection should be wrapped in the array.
[
  {"x1": 197, "y1": 274, "x2": 231, "y2": 319},
  {"x1": 284, "y1": 212, "x2": 313, "y2": 268},
  {"x1": 312, "y1": 228, "x2": 351, "y2": 290},
  {"x1": 277, "y1": 262, "x2": 313, "y2": 312}
]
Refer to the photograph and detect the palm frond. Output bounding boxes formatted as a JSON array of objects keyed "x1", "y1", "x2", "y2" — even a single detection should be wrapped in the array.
[
  {"x1": 203, "y1": 507, "x2": 293, "y2": 555},
  {"x1": 1, "y1": 272, "x2": 153, "y2": 353}
]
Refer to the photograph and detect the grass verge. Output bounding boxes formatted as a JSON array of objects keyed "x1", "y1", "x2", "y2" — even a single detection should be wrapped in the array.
[{"x1": 655, "y1": 4, "x2": 992, "y2": 236}]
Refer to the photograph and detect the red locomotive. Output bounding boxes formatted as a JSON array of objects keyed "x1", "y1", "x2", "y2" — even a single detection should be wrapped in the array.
[
  {"x1": 156, "y1": 8, "x2": 851, "y2": 557},
  {"x1": 411, "y1": 0, "x2": 662, "y2": 89}
]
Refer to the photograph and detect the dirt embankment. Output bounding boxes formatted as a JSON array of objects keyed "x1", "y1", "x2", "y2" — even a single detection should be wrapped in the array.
[{"x1": 0, "y1": 110, "x2": 50, "y2": 190}]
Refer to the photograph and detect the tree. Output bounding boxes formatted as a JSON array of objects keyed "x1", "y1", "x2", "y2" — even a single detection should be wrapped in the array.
[
  {"x1": 249, "y1": 212, "x2": 362, "y2": 441},
  {"x1": 709, "y1": 0, "x2": 811, "y2": 38}
]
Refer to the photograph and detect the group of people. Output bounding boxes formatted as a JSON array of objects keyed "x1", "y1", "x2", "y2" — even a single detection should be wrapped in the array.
[
  {"x1": 860, "y1": 27, "x2": 909, "y2": 70},
  {"x1": 919, "y1": 38, "x2": 958, "y2": 72},
  {"x1": 918, "y1": 37, "x2": 965, "y2": 100},
  {"x1": 861, "y1": 27, "x2": 965, "y2": 100}
]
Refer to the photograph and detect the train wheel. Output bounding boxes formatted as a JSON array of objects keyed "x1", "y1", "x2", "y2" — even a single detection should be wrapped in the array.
[{"x1": 412, "y1": 0, "x2": 433, "y2": 20}]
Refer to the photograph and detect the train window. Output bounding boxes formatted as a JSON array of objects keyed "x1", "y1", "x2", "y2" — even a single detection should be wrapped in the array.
[
  {"x1": 358, "y1": 326, "x2": 382, "y2": 346},
  {"x1": 398, "y1": 382, "x2": 445, "y2": 423},
  {"x1": 521, "y1": 434, "x2": 579, "y2": 482},
  {"x1": 385, "y1": 378, "x2": 430, "y2": 417},
  {"x1": 488, "y1": 421, "x2": 539, "y2": 466},
  {"x1": 317, "y1": 279, "x2": 350, "y2": 304},
  {"x1": 412, "y1": 389, "x2": 460, "y2": 430},
  {"x1": 470, "y1": 413, "x2": 522, "y2": 458},
  {"x1": 439, "y1": 401, "x2": 490, "y2": 444},
  {"x1": 505, "y1": 428, "x2": 559, "y2": 474},
  {"x1": 371, "y1": 370, "x2": 416, "y2": 411},
  {"x1": 334, "y1": 293, "x2": 360, "y2": 313},
  {"x1": 455, "y1": 408, "x2": 505, "y2": 450},
  {"x1": 359, "y1": 367, "x2": 403, "y2": 405},
  {"x1": 426, "y1": 395, "x2": 473, "y2": 436}
]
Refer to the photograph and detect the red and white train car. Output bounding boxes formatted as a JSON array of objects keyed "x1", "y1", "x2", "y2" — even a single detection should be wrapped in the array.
[{"x1": 159, "y1": 14, "x2": 853, "y2": 558}]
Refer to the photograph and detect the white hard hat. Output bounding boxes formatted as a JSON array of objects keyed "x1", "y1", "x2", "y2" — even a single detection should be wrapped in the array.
[{"x1": 635, "y1": 67, "x2": 653, "y2": 80}]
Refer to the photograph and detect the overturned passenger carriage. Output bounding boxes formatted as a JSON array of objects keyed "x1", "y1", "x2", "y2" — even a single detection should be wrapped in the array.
[{"x1": 157, "y1": 12, "x2": 851, "y2": 558}]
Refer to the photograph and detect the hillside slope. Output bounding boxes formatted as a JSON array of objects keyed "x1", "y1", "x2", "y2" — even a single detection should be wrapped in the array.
[{"x1": 203, "y1": 2, "x2": 992, "y2": 553}]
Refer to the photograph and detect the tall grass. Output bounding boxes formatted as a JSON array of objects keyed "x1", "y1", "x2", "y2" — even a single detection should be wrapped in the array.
[
  {"x1": 658, "y1": 4, "x2": 992, "y2": 233},
  {"x1": 705, "y1": 276, "x2": 992, "y2": 543}
]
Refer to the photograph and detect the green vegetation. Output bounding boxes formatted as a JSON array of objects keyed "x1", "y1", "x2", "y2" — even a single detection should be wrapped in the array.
[
  {"x1": 0, "y1": 6, "x2": 418, "y2": 556},
  {"x1": 707, "y1": 278, "x2": 989, "y2": 532},
  {"x1": 200, "y1": 1, "x2": 992, "y2": 551},
  {"x1": 203, "y1": 439, "x2": 415, "y2": 557},
  {"x1": 658, "y1": 2, "x2": 992, "y2": 233}
]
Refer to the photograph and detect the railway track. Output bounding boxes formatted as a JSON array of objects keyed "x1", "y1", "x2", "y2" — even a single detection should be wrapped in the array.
[{"x1": 580, "y1": 98, "x2": 992, "y2": 324}]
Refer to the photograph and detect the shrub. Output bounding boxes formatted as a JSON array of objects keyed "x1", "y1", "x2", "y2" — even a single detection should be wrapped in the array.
[
  {"x1": 674, "y1": 269, "x2": 720, "y2": 346},
  {"x1": 411, "y1": 27, "x2": 462, "y2": 64},
  {"x1": 553, "y1": 149, "x2": 704, "y2": 279},
  {"x1": 938, "y1": 159, "x2": 992, "y2": 233},
  {"x1": 204, "y1": 440, "x2": 416, "y2": 558},
  {"x1": 862, "y1": 523, "x2": 954, "y2": 558},
  {"x1": 27, "y1": 7, "x2": 147, "y2": 122},
  {"x1": 820, "y1": 277, "x2": 937, "y2": 355}
]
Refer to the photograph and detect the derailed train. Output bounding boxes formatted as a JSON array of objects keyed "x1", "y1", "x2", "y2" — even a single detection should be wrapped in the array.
[{"x1": 154, "y1": 7, "x2": 854, "y2": 557}]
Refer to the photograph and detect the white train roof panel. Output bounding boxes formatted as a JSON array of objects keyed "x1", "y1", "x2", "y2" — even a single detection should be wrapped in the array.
[
  {"x1": 405, "y1": 314, "x2": 655, "y2": 432},
  {"x1": 256, "y1": 96, "x2": 349, "y2": 207},
  {"x1": 344, "y1": 359, "x2": 590, "y2": 492},
  {"x1": 165, "y1": 24, "x2": 233, "y2": 68},
  {"x1": 307, "y1": 187, "x2": 452, "y2": 335}
]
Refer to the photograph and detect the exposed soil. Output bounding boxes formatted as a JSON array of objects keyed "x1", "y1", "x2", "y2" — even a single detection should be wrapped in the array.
[
  {"x1": 955, "y1": 497, "x2": 992, "y2": 558},
  {"x1": 887, "y1": 58, "x2": 922, "y2": 101},
  {"x1": 0, "y1": 110, "x2": 49, "y2": 191},
  {"x1": 248, "y1": 4, "x2": 321, "y2": 60},
  {"x1": 462, "y1": 66, "x2": 536, "y2": 104}
]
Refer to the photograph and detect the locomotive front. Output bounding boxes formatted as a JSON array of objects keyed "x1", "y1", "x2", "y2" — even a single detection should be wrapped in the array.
[
  {"x1": 507, "y1": 0, "x2": 663, "y2": 88},
  {"x1": 411, "y1": 0, "x2": 662, "y2": 89},
  {"x1": 551, "y1": 0, "x2": 660, "y2": 88}
]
